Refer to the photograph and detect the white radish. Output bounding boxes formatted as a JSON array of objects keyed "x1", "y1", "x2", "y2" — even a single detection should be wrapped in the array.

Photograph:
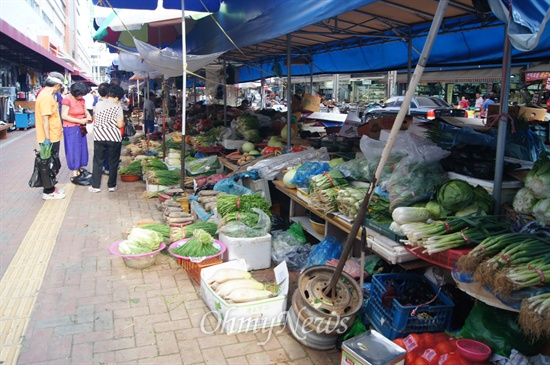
[
  {"x1": 225, "y1": 288, "x2": 273, "y2": 303},
  {"x1": 215, "y1": 279, "x2": 265, "y2": 298},
  {"x1": 208, "y1": 269, "x2": 251, "y2": 285}
]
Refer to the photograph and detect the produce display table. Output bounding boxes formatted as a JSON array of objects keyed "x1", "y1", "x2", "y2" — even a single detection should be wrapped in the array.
[{"x1": 272, "y1": 180, "x2": 429, "y2": 270}]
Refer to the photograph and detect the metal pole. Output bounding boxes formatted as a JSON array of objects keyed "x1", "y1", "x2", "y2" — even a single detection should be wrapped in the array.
[
  {"x1": 286, "y1": 34, "x2": 292, "y2": 150},
  {"x1": 309, "y1": 60, "x2": 313, "y2": 94},
  {"x1": 324, "y1": 0, "x2": 451, "y2": 297},
  {"x1": 407, "y1": 28, "x2": 412, "y2": 89},
  {"x1": 223, "y1": 59, "x2": 227, "y2": 126},
  {"x1": 493, "y1": 24, "x2": 512, "y2": 213},
  {"x1": 181, "y1": 0, "x2": 187, "y2": 189}
]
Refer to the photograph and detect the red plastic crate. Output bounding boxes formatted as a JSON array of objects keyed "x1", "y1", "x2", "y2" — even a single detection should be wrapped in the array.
[
  {"x1": 178, "y1": 257, "x2": 223, "y2": 284},
  {"x1": 196, "y1": 145, "x2": 223, "y2": 154},
  {"x1": 405, "y1": 246, "x2": 471, "y2": 270}
]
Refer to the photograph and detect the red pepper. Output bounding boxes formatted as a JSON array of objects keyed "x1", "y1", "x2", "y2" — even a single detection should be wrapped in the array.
[
  {"x1": 261, "y1": 146, "x2": 283, "y2": 155},
  {"x1": 290, "y1": 145, "x2": 307, "y2": 153}
]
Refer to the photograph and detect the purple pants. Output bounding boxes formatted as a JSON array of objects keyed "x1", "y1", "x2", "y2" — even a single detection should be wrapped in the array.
[{"x1": 63, "y1": 125, "x2": 88, "y2": 171}]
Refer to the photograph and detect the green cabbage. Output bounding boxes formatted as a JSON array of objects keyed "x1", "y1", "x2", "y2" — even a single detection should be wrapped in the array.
[
  {"x1": 425, "y1": 201, "x2": 442, "y2": 219},
  {"x1": 437, "y1": 179, "x2": 474, "y2": 214}
]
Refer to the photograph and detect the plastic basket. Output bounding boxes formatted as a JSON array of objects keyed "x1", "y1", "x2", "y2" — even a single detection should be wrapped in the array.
[
  {"x1": 196, "y1": 145, "x2": 223, "y2": 154},
  {"x1": 178, "y1": 257, "x2": 222, "y2": 284},
  {"x1": 368, "y1": 273, "x2": 454, "y2": 334},
  {"x1": 365, "y1": 302, "x2": 408, "y2": 340},
  {"x1": 405, "y1": 247, "x2": 471, "y2": 271},
  {"x1": 364, "y1": 217, "x2": 407, "y2": 242}
]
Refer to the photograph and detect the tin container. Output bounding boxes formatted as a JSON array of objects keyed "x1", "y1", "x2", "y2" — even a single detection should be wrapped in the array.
[{"x1": 340, "y1": 330, "x2": 406, "y2": 365}]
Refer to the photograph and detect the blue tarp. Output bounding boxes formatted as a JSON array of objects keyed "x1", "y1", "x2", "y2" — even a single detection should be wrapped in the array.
[{"x1": 93, "y1": 0, "x2": 550, "y2": 82}]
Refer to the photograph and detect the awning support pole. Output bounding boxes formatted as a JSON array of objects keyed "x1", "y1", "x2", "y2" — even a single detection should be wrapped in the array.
[
  {"x1": 324, "y1": 0, "x2": 450, "y2": 298},
  {"x1": 493, "y1": 24, "x2": 512, "y2": 213},
  {"x1": 223, "y1": 58, "x2": 228, "y2": 126},
  {"x1": 180, "y1": 0, "x2": 187, "y2": 189},
  {"x1": 286, "y1": 34, "x2": 292, "y2": 150}
]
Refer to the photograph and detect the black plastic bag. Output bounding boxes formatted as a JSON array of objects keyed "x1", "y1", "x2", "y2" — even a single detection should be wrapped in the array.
[
  {"x1": 124, "y1": 119, "x2": 136, "y2": 137},
  {"x1": 28, "y1": 151, "x2": 57, "y2": 189}
]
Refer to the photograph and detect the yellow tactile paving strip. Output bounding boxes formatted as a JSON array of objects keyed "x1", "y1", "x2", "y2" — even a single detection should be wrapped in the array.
[{"x1": 0, "y1": 183, "x2": 73, "y2": 365}]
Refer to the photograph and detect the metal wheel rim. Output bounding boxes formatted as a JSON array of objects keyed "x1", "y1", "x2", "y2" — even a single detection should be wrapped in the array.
[{"x1": 297, "y1": 265, "x2": 362, "y2": 317}]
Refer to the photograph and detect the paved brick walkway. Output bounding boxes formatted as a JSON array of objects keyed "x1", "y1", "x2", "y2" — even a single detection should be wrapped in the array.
[{"x1": 0, "y1": 129, "x2": 341, "y2": 364}]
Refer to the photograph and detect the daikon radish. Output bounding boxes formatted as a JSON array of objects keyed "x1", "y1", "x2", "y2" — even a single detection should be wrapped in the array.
[
  {"x1": 216, "y1": 279, "x2": 264, "y2": 298},
  {"x1": 208, "y1": 269, "x2": 251, "y2": 284},
  {"x1": 225, "y1": 288, "x2": 273, "y2": 303}
]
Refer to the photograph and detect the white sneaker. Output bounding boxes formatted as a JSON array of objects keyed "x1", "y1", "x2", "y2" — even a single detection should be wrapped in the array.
[
  {"x1": 55, "y1": 187, "x2": 65, "y2": 195},
  {"x1": 43, "y1": 191, "x2": 65, "y2": 200},
  {"x1": 108, "y1": 186, "x2": 118, "y2": 192},
  {"x1": 88, "y1": 187, "x2": 101, "y2": 193}
]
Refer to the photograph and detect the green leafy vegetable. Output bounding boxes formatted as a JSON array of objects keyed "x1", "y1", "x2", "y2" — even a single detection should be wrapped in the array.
[
  {"x1": 170, "y1": 229, "x2": 219, "y2": 258},
  {"x1": 127, "y1": 227, "x2": 164, "y2": 251},
  {"x1": 436, "y1": 179, "x2": 475, "y2": 214},
  {"x1": 217, "y1": 193, "x2": 271, "y2": 217}
]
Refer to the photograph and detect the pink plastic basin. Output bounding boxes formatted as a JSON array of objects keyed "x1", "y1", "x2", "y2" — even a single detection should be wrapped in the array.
[
  {"x1": 168, "y1": 238, "x2": 226, "y2": 261},
  {"x1": 456, "y1": 339, "x2": 491, "y2": 362}
]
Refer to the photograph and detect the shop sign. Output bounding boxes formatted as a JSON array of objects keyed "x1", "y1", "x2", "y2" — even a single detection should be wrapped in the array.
[{"x1": 526, "y1": 71, "x2": 550, "y2": 82}]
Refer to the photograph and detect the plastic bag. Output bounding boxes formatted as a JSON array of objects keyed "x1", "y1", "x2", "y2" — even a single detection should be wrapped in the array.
[
  {"x1": 335, "y1": 157, "x2": 369, "y2": 181},
  {"x1": 186, "y1": 155, "x2": 221, "y2": 175},
  {"x1": 302, "y1": 236, "x2": 343, "y2": 271},
  {"x1": 217, "y1": 208, "x2": 271, "y2": 237},
  {"x1": 460, "y1": 302, "x2": 546, "y2": 357},
  {"x1": 214, "y1": 178, "x2": 254, "y2": 196},
  {"x1": 291, "y1": 161, "x2": 330, "y2": 188},
  {"x1": 385, "y1": 158, "x2": 448, "y2": 210},
  {"x1": 251, "y1": 147, "x2": 330, "y2": 180},
  {"x1": 505, "y1": 129, "x2": 548, "y2": 162},
  {"x1": 28, "y1": 150, "x2": 58, "y2": 189},
  {"x1": 271, "y1": 230, "x2": 312, "y2": 270},
  {"x1": 384, "y1": 136, "x2": 449, "y2": 210},
  {"x1": 287, "y1": 222, "x2": 307, "y2": 244}
]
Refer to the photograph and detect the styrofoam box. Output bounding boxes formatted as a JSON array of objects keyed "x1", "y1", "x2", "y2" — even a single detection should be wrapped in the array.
[
  {"x1": 446, "y1": 171, "x2": 523, "y2": 204},
  {"x1": 223, "y1": 139, "x2": 247, "y2": 149},
  {"x1": 219, "y1": 233, "x2": 272, "y2": 270},
  {"x1": 296, "y1": 188, "x2": 311, "y2": 205},
  {"x1": 200, "y1": 259, "x2": 289, "y2": 334},
  {"x1": 146, "y1": 180, "x2": 170, "y2": 193},
  {"x1": 366, "y1": 230, "x2": 416, "y2": 265}
]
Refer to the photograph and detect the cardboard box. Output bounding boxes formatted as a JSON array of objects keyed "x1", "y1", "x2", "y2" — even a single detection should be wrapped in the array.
[
  {"x1": 519, "y1": 106, "x2": 547, "y2": 122},
  {"x1": 200, "y1": 260, "x2": 289, "y2": 334},
  {"x1": 338, "y1": 113, "x2": 362, "y2": 137},
  {"x1": 302, "y1": 94, "x2": 321, "y2": 113},
  {"x1": 356, "y1": 116, "x2": 412, "y2": 139}
]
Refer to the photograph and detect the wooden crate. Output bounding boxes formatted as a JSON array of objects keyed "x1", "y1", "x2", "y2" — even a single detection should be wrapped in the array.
[{"x1": 178, "y1": 257, "x2": 223, "y2": 284}]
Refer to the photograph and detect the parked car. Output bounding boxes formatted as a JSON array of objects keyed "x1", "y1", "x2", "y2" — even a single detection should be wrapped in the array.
[{"x1": 361, "y1": 96, "x2": 467, "y2": 122}]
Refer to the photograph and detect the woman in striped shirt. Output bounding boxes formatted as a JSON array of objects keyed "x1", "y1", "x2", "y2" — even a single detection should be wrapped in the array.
[{"x1": 88, "y1": 85, "x2": 126, "y2": 193}]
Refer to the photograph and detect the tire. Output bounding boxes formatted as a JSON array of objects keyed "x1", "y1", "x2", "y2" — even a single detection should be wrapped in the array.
[{"x1": 363, "y1": 114, "x2": 374, "y2": 123}]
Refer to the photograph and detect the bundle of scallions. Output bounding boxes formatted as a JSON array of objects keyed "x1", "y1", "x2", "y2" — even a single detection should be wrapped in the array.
[
  {"x1": 309, "y1": 188, "x2": 339, "y2": 215},
  {"x1": 519, "y1": 293, "x2": 550, "y2": 341},
  {"x1": 473, "y1": 234, "x2": 550, "y2": 289},
  {"x1": 457, "y1": 233, "x2": 536, "y2": 274},
  {"x1": 308, "y1": 170, "x2": 348, "y2": 195},
  {"x1": 400, "y1": 216, "x2": 508, "y2": 252},
  {"x1": 336, "y1": 187, "x2": 367, "y2": 219},
  {"x1": 494, "y1": 254, "x2": 550, "y2": 295}
]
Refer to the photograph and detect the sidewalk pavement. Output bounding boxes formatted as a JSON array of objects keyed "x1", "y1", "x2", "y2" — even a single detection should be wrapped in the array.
[{"x1": 0, "y1": 129, "x2": 341, "y2": 364}]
